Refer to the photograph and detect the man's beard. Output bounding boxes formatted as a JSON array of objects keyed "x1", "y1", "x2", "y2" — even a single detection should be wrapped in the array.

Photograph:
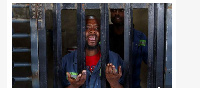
[{"x1": 85, "y1": 41, "x2": 99, "y2": 50}]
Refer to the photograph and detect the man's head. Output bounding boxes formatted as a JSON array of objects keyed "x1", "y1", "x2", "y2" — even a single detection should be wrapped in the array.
[
  {"x1": 85, "y1": 15, "x2": 100, "y2": 50},
  {"x1": 110, "y1": 9, "x2": 124, "y2": 25}
]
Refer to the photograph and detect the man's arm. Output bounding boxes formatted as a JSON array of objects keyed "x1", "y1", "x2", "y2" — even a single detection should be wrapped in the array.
[
  {"x1": 106, "y1": 63, "x2": 123, "y2": 88},
  {"x1": 142, "y1": 33, "x2": 148, "y2": 64}
]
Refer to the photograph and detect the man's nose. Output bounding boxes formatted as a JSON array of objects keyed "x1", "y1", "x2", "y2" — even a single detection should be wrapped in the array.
[{"x1": 89, "y1": 28, "x2": 96, "y2": 34}]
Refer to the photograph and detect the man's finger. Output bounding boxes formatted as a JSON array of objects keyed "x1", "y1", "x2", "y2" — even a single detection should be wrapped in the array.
[
  {"x1": 81, "y1": 70, "x2": 86, "y2": 80},
  {"x1": 112, "y1": 65, "x2": 117, "y2": 75},
  {"x1": 78, "y1": 70, "x2": 86, "y2": 84},
  {"x1": 76, "y1": 74, "x2": 82, "y2": 81},
  {"x1": 118, "y1": 66, "x2": 122, "y2": 77},
  {"x1": 106, "y1": 63, "x2": 109, "y2": 74},
  {"x1": 108, "y1": 63, "x2": 113, "y2": 74},
  {"x1": 67, "y1": 72, "x2": 73, "y2": 82}
]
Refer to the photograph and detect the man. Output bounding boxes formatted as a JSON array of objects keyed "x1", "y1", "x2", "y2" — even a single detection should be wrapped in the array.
[
  {"x1": 60, "y1": 15, "x2": 124, "y2": 88},
  {"x1": 109, "y1": 9, "x2": 148, "y2": 88}
]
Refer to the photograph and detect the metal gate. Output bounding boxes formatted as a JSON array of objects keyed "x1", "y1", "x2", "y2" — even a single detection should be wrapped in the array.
[{"x1": 12, "y1": 3, "x2": 172, "y2": 88}]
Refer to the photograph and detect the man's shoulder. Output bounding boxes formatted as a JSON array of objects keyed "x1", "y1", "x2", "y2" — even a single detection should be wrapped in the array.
[
  {"x1": 62, "y1": 50, "x2": 77, "y2": 61},
  {"x1": 133, "y1": 29, "x2": 147, "y2": 39},
  {"x1": 109, "y1": 50, "x2": 122, "y2": 59}
]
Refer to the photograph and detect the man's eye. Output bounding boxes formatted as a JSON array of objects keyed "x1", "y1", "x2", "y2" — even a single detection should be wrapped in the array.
[
  {"x1": 86, "y1": 27, "x2": 90, "y2": 30},
  {"x1": 95, "y1": 28, "x2": 99, "y2": 30},
  {"x1": 111, "y1": 9, "x2": 116, "y2": 12}
]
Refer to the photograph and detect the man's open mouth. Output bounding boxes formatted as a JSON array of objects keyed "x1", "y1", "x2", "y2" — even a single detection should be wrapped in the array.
[{"x1": 88, "y1": 35, "x2": 96, "y2": 41}]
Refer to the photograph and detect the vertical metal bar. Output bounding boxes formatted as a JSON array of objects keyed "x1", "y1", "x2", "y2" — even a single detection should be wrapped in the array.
[
  {"x1": 155, "y1": 3, "x2": 165, "y2": 88},
  {"x1": 38, "y1": 3, "x2": 47, "y2": 88},
  {"x1": 124, "y1": 3, "x2": 133, "y2": 88},
  {"x1": 147, "y1": 3, "x2": 155, "y2": 88},
  {"x1": 100, "y1": 3, "x2": 109, "y2": 88},
  {"x1": 164, "y1": 3, "x2": 172, "y2": 88},
  {"x1": 53, "y1": 3, "x2": 62, "y2": 88},
  {"x1": 30, "y1": 3, "x2": 39, "y2": 88},
  {"x1": 77, "y1": 3, "x2": 86, "y2": 88}
]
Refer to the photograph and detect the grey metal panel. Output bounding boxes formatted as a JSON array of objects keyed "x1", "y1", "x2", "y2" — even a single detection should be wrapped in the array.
[
  {"x1": 155, "y1": 3, "x2": 165, "y2": 88},
  {"x1": 109, "y1": 3, "x2": 125, "y2": 9},
  {"x1": 45, "y1": 3, "x2": 53, "y2": 10},
  {"x1": 12, "y1": 4, "x2": 29, "y2": 8},
  {"x1": 85, "y1": 3, "x2": 100, "y2": 9},
  {"x1": 165, "y1": 3, "x2": 172, "y2": 88},
  {"x1": 132, "y1": 3, "x2": 148, "y2": 8},
  {"x1": 124, "y1": 3, "x2": 133, "y2": 88},
  {"x1": 30, "y1": 3, "x2": 40, "y2": 88},
  {"x1": 62, "y1": 3, "x2": 77, "y2": 9},
  {"x1": 100, "y1": 3, "x2": 109, "y2": 88},
  {"x1": 77, "y1": 3, "x2": 86, "y2": 88},
  {"x1": 12, "y1": 34, "x2": 30, "y2": 38},
  {"x1": 12, "y1": 48, "x2": 31, "y2": 52},
  {"x1": 12, "y1": 19, "x2": 30, "y2": 23},
  {"x1": 147, "y1": 3, "x2": 154, "y2": 88},
  {"x1": 53, "y1": 3, "x2": 63, "y2": 88},
  {"x1": 14, "y1": 63, "x2": 31, "y2": 67},
  {"x1": 38, "y1": 3, "x2": 48, "y2": 88},
  {"x1": 14, "y1": 77, "x2": 32, "y2": 81}
]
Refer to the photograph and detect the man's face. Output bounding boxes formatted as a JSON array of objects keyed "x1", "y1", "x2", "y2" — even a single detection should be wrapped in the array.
[
  {"x1": 85, "y1": 19, "x2": 100, "y2": 49},
  {"x1": 110, "y1": 9, "x2": 124, "y2": 25}
]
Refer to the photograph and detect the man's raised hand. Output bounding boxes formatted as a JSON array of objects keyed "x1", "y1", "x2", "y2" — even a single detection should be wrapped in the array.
[
  {"x1": 66, "y1": 70, "x2": 86, "y2": 88},
  {"x1": 106, "y1": 63, "x2": 123, "y2": 88}
]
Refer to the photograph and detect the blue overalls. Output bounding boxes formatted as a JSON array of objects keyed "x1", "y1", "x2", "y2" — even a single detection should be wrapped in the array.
[
  {"x1": 131, "y1": 29, "x2": 148, "y2": 88},
  {"x1": 60, "y1": 50, "x2": 124, "y2": 88}
]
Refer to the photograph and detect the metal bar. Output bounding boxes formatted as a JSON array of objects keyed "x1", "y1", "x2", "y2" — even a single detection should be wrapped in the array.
[
  {"x1": 164, "y1": 3, "x2": 172, "y2": 88},
  {"x1": 12, "y1": 48, "x2": 31, "y2": 52},
  {"x1": 62, "y1": 3, "x2": 77, "y2": 9},
  {"x1": 53, "y1": 3, "x2": 62, "y2": 88},
  {"x1": 12, "y1": 4, "x2": 29, "y2": 8},
  {"x1": 100, "y1": 3, "x2": 109, "y2": 88},
  {"x1": 13, "y1": 77, "x2": 32, "y2": 81},
  {"x1": 14, "y1": 63, "x2": 31, "y2": 67},
  {"x1": 109, "y1": 3, "x2": 124, "y2": 9},
  {"x1": 155, "y1": 3, "x2": 165, "y2": 88},
  {"x1": 45, "y1": 3, "x2": 53, "y2": 10},
  {"x1": 124, "y1": 3, "x2": 133, "y2": 88},
  {"x1": 12, "y1": 34, "x2": 30, "y2": 38},
  {"x1": 77, "y1": 3, "x2": 86, "y2": 88},
  {"x1": 30, "y1": 3, "x2": 39, "y2": 88},
  {"x1": 38, "y1": 3, "x2": 48, "y2": 88},
  {"x1": 85, "y1": 3, "x2": 100, "y2": 9},
  {"x1": 132, "y1": 3, "x2": 148, "y2": 8},
  {"x1": 147, "y1": 3, "x2": 155, "y2": 88},
  {"x1": 12, "y1": 18, "x2": 30, "y2": 23}
]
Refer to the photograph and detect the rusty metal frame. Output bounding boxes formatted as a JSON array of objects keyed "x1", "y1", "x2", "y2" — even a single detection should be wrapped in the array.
[
  {"x1": 147, "y1": 3, "x2": 155, "y2": 88},
  {"x1": 76, "y1": 3, "x2": 86, "y2": 88},
  {"x1": 53, "y1": 3, "x2": 63, "y2": 88},
  {"x1": 124, "y1": 3, "x2": 134, "y2": 88},
  {"x1": 164, "y1": 3, "x2": 172, "y2": 88},
  {"x1": 155, "y1": 3, "x2": 165, "y2": 88},
  {"x1": 38, "y1": 3, "x2": 48, "y2": 88},
  {"x1": 100, "y1": 3, "x2": 109, "y2": 88},
  {"x1": 30, "y1": 3, "x2": 40, "y2": 88}
]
